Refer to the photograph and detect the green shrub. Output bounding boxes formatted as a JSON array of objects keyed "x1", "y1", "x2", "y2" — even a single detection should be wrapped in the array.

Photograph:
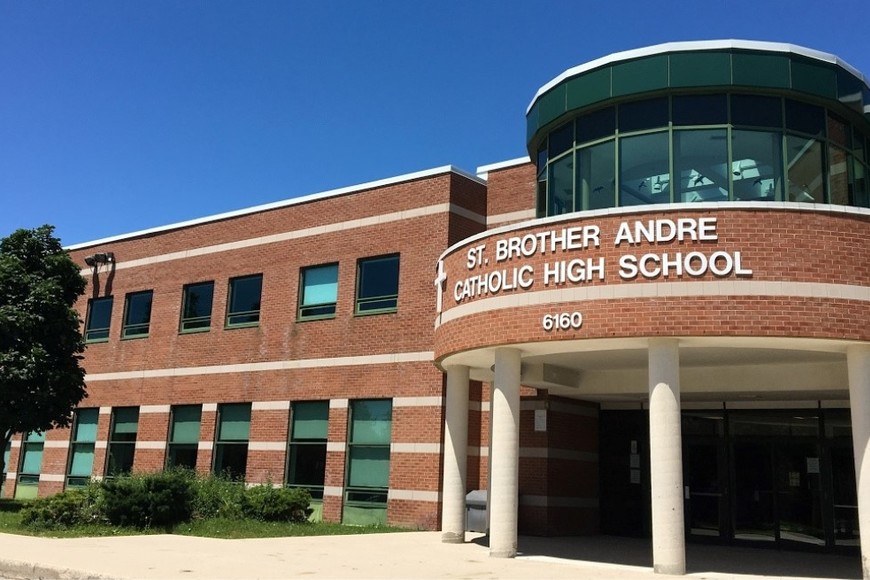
[
  {"x1": 20, "y1": 484, "x2": 103, "y2": 529},
  {"x1": 190, "y1": 474, "x2": 246, "y2": 520},
  {"x1": 242, "y1": 485, "x2": 311, "y2": 522},
  {"x1": 101, "y1": 470, "x2": 195, "y2": 529}
]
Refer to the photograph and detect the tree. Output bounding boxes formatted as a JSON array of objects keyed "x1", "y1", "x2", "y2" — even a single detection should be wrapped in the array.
[{"x1": 0, "y1": 225, "x2": 87, "y2": 482}]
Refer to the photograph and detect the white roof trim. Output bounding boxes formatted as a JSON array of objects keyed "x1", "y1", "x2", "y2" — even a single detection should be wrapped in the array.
[
  {"x1": 527, "y1": 39, "x2": 869, "y2": 114},
  {"x1": 67, "y1": 165, "x2": 483, "y2": 250},
  {"x1": 476, "y1": 156, "x2": 531, "y2": 179}
]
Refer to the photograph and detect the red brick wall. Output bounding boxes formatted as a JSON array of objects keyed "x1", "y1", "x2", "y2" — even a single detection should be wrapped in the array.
[
  {"x1": 436, "y1": 208, "x2": 870, "y2": 358},
  {"x1": 485, "y1": 162, "x2": 536, "y2": 219}
]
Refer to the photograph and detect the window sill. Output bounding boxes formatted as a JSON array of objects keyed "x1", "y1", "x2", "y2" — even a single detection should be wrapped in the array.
[
  {"x1": 85, "y1": 338, "x2": 110, "y2": 344},
  {"x1": 120, "y1": 334, "x2": 149, "y2": 341},
  {"x1": 297, "y1": 314, "x2": 336, "y2": 323},
  {"x1": 179, "y1": 327, "x2": 211, "y2": 335},
  {"x1": 353, "y1": 308, "x2": 398, "y2": 317},
  {"x1": 224, "y1": 322, "x2": 260, "y2": 330}
]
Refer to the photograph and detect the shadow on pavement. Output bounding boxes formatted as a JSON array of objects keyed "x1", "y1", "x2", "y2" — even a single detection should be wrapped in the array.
[{"x1": 512, "y1": 534, "x2": 861, "y2": 579}]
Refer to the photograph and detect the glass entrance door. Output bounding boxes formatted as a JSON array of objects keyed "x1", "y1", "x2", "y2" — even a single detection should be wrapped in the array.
[
  {"x1": 729, "y1": 412, "x2": 824, "y2": 547},
  {"x1": 732, "y1": 439, "x2": 776, "y2": 542}
]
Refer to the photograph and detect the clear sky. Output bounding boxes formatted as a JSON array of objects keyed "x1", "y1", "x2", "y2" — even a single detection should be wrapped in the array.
[{"x1": 1, "y1": 0, "x2": 868, "y2": 246}]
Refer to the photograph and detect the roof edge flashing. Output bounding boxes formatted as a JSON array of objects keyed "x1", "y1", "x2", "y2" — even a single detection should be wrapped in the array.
[{"x1": 526, "y1": 39, "x2": 868, "y2": 115}]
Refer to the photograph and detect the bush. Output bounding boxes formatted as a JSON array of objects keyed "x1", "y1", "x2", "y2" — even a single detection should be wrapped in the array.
[
  {"x1": 243, "y1": 486, "x2": 311, "y2": 522},
  {"x1": 191, "y1": 474, "x2": 246, "y2": 520},
  {"x1": 20, "y1": 484, "x2": 103, "y2": 529},
  {"x1": 101, "y1": 470, "x2": 195, "y2": 529}
]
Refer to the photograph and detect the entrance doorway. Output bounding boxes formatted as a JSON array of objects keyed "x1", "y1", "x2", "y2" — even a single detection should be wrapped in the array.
[{"x1": 682, "y1": 410, "x2": 853, "y2": 550}]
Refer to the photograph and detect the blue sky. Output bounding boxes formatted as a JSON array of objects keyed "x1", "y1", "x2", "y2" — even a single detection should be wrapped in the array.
[{"x1": 1, "y1": 1, "x2": 868, "y2": 246}]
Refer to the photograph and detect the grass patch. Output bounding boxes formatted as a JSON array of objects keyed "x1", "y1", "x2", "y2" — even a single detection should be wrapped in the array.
[{"x1": 0, "y1": 498, "x2": 404, "y2": 539}]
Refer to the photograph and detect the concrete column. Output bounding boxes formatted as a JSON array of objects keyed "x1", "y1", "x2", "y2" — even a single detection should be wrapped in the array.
[
  {"x1": 441, "y1": 365, "x2": 470, "y2": 543},
  {"x1": 489, "y1": 348, "x2": 521, "y2": 558},
  {"x1": 648, "y1": 338, "x2": 685, "y2": 576},
  {"x1": 848, "y1": 345, "x2": 870, "y2": 580}
]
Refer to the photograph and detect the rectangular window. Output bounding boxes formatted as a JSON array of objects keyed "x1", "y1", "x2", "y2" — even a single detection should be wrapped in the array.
[
  {"x1": 226, "y1": 275, "x2": 262, "y2": 327},
  {"x1": 287, "y1": 401, "x2": 328, "y2": 500},
  {"x1": 343, "y1": 399, "x2": 392, "y2": 526},
  {"x1": 106, "y1": 407, "x2": 139, "y2": 476},
  {"x1": 355, "y1": 255, "x2": 399, "y2": 315},
  {"x1": 213, "y1": 403, "x2": 250, "y2": 480},
  {"x1": 167, "y1": 405, "x2": 202, "y2": 470},
  {"x1": 122, "y1": 291, "x2": 153, "y2": 339},
  {"x1": 67, "y1": 408, "x2": 99, "y2": 488},
  {"x1": 180, "y1": 282, "x2": 214, "y2": 333},
  {"x1": 787, "y1": 135, "x2": 825, "y2": 203},
  {"x1": 15, "y1": 431, "x2": 44, "y2": 499},
  {"x1": 298, "y1": 264, "x2": 339, "y2": 320},
  {"x1": 85, "y1": 296, "x2": 113, "y2": 342}
]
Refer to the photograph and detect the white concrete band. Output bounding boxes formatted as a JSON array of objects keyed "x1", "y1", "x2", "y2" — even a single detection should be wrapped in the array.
[
  {"x1": 648, "y1": 338, "x2": 686, "y2": 576},
  {"x1": 441, "y1": 365, "x2": 470, "y2": 544},
  {"x1": 489, "y1": 348, "x2": 521, "y2": 558},
  {"x1": 848, "y1": 345, "x2": 870, "y2": 580}
]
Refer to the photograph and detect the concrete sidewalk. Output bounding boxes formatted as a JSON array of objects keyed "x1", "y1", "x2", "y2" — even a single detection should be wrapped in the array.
[{"x1": 0, "y1": 531, "x2": 861, "y2": 580}]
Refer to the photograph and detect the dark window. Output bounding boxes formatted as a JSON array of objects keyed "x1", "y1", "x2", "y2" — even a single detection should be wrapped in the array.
[
  {"x1": 355, "y1": 255, "x2": 399, "y2": 314},
  {"x1": 674, "y1": 129, "x2": 729, "y2": 202},
  {"x1": 167, "y1": 405, "x2": 201, "y2": 470},
  {"x1": 67, "y1": 408, "x2": 98, "y2": 488},
  {"x1": 226, "y1": 274, "x2": 262, "y2": 327},
  {"x1": 213, "y1": 403, "x2": 250, "y2": 480},
  {"x1": 298, "y1": 264, "x2": 338, "y2": 320},
  {"x1": 548, "y1": 122, "x2": 574, "y2": 158},
  {"x1": 287, "y1": 401, "x2": 328, "y2": 500},
  {"x1": 106, "y1": 407, "x2": 138, "y2": 476},
  {"x1": 672, "y1": 94, "x2": 727, "y2": 126},
  {"x1": 785, "y1": 99, "x2": 825, "y2": 136},
  {"x1": 85, "y1": 296, "x2": 113, "y2": 342},
  {"x1": 730, "y1": 95, "x2": 782, "y2": 128},
  {"x1": 576, "y1": 107, "x2": 615, "y2": 144},
  {"x1": 122, "y1": 291, "x2": 153, "y2": 339},
  {"x1": 180, "y1": 282, "x2": 214, "y2": 332},
  {"x1": 787, "y1": 134, "x2": 825, "y2": 202},
  {"x1": 618, "y1": 97, "x2": 668, "y2": 133},
  {"x1": 577, "y1": 140, "x2": 616, "y2": 210}
]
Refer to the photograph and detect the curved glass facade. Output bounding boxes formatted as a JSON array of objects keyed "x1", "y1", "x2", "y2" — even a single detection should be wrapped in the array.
[{"x1": 535, "y1": 93, "x2": 870, "y2": 217}]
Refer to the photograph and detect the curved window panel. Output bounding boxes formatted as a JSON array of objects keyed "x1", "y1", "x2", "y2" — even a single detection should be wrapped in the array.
[
  {"x1": 672, "y1": 95, "x2": 727, "y2": 126},
  {"x1": 828, "y1": 145, "x2": 850, "y2": 206},
  {"x1": 674, "y1": 129, "x2": 729, "y2": 202},
  {"x1": 577, "y1": 107, "x2": 615, "y2": 144},
  {"x1": 732, "y1": 130, "x2": 783, "y2": 201},
  {"x1": 731, "y1": 95, "x2": 782, "y2": 128},
  {"x1": 548, "y1": 123, "x2": 574, "y2": 158},
  {"x1": 577, "y1": 140, "x2": 616, "y2": 210},
  {"x1": 619, "y1": 98, "x2": 668, "y2": 133},
  {"x1": 855, "y1": 162, "x2": 869, "y2": 207},
  {"x1": 787, "y1": 135, "x2": 825, "y2": 203},
  {"x1": 547, "y1": 153, "x2": 574, "y2": 215},
  {"x1": 619, "y1": 132, "x2": 670, "y2": 206},
  {"x1": 786, "y1": 100, "x2": 825, "y2": 137}
]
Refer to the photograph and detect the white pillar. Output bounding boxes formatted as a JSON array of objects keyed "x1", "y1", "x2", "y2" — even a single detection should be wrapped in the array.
[
  {"x1": 648, "y1": 338, "x2": 685, "y2": 576},
  {"x1": 441, "y1": 365, "x2": 470, "y2": 543},
  {"x1": 848, "y1": 345, "x2": 870, "y2": 580},
  {"x1": 489, "y1": 348, "x2": 521, "y2": 558}
]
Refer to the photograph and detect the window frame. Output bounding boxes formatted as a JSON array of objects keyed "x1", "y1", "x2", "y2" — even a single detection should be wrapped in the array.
[
  {"x1": 179, "y1": 281, "x2": 214, "y2": 334},
  {"x1": 121, "y1": 290, "x2": 153, "y2": 339},
  {"x1": 344, "y1": 399, "x2": 392, "y2": 510},
  {"x1": 66, "y1": 408, "x2": 99, "y2": 488},
  {"x1": 213, "y1": 403, "x2": 251, "y2": 480},
  {"x1": 354, "y1": 255, "x2": 400, "y2": 316},
  {"x1": 84, "y1": 296, "x2": 113, "y2": 343},
  {"x1": 297, "y1": 264, "x2": 339, "y2": 321},
  {"x1": 225, "y1": 274, "x2": 263, "y2": 328},
  {"x1": 286, "y1": 401, "x2": 329, "y2": 500},
  {"x1": 166, "y1": 404, "x2": 202, "y2": 470},
  {"x1": 105, "y1": 407, "x2": 139, "y2": 477}
]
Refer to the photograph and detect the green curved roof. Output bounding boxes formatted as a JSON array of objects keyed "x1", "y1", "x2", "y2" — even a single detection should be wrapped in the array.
[{"x1": 526, "y1": 40, "x2": 870, "y2": 153}]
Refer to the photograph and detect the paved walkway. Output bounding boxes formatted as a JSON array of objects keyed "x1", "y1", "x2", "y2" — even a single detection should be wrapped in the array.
[{"x1": 0, "y1": 531, "x2": 861, "y2": 580}]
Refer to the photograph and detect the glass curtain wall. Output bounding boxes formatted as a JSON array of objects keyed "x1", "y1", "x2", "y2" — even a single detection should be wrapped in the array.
[{"x1": 536, "y1": 94, "x2": 870, "y2": 216}]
